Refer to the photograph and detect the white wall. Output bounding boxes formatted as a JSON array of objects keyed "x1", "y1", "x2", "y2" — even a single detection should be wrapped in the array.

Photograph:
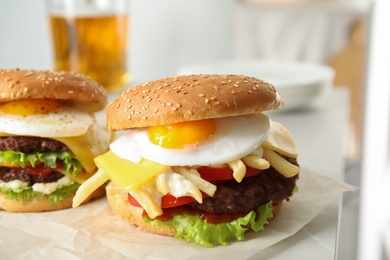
[{"x1": 0, "y1": 0, "x2": 52, "y2": 69}]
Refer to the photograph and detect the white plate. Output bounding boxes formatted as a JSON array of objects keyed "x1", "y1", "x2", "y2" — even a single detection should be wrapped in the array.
[{"x1": 177, "y1": 60, "x2": 335, "y2": 111}]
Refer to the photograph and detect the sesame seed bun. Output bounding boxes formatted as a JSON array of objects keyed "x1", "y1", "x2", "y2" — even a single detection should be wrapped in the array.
[
  {"x1": 106, "y1": 181, "x2": 282, "y2": 237},
  {"x1": 0, "y1": 185, "x2": 105, "y2": 212},
  {"x1": 106, "y1": 74, "x2": 282, "y2": 130},
  {"x1": 0, "y1": 68, "x2": 107, "y2": 112}
]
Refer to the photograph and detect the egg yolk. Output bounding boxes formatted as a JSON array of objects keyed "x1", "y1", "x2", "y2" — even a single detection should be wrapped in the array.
[
  {"x1": 0, "y1": 99, "x2": 63, "y2": 115},
  {"x1": 148, "y1": 119, "x2": 216, "y2": 149}
]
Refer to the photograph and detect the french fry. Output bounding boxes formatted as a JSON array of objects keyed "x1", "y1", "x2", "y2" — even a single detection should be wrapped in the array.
[
  {"x1": 242, "y1": 154, "x2": 270, "y2": 170},
  {"x1": 172, "y1": 166, "x2": 216, "y2": 197},
  {"x1": 227, "y1": 159, "x2": 246, "y2": 183},
  {"x1": 156, "y1": 170, "x2": 204, "y2": 203},
  {"x1": 130, "y1": 187, "x2": 163, "y2": 219},
  {"x1": 72, "y1": 168, "x2": 109, "y2": 208},
  {"x1": 263, "y1": 149, "x2": 300, "y2": 177}
]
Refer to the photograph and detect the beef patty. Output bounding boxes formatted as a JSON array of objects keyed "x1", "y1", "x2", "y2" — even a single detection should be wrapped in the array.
[
  {"x1": 188, "y1": 157, "x2": 299, "y2": 215},
  {"x1": 0, "y1": 167, "x2": 64, "y2": 184},
  {"x1": 0, "y1": 136, "x2": 69, "y2": 153},
  {"x1": 0, "y1": 136, "x2": 69, "y2": 184}
]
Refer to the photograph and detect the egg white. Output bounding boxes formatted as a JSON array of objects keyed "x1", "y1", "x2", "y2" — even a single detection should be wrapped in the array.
[
  {"x1": 110, "y1": 113, "x2": 271, "y2": 166},
  {"x1": 0, "y1": 106, "x2": 95, "y2": 137}
]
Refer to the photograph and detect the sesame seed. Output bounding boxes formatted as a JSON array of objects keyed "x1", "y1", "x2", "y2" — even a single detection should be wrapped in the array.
[
  {"x1": 172, "y1": 107, "x2": 178, "y2": 111},
  {"x1": 205, "y1": 98, "x2": 210, "y2": 104},
  {"x1": 199, "y1": 94, "x2": 205, "y2": 97},
  {"x1": 248, "y1": 90, "x2": 253, "y2": 94},
  {"x1": 127, "y1": 115, "x2": 131, "y2": 120},
  {"x1": 154, "y1": 108, "x2": 159, "y2": 113},
  {"x1": 142, "y1": 116, "x2": 148, "y2": 120},
  {"x1": 68, "y1": 90, "x2": 74, "y2": 94}
]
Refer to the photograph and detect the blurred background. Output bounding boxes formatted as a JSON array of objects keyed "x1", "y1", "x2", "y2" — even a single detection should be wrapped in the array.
[
  {"x1": 0, "y1": 0, "x2": 388, "y2": 259},
  {"x1": 0, "y1": 0, "x2": 369, "y2": 158}
]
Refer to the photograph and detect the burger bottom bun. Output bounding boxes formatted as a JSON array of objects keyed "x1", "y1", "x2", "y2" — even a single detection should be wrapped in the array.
[
  {"x1": 0, "y1": 186, "x2": 105, "y2": 212},
  {"x1": 106, "y1": 181, "x2": 283, "y2": 237}
]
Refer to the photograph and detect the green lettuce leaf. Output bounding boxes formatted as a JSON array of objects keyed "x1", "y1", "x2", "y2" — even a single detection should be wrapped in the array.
[
  {"x1": 144, "y1": 201, "x2": 274, "y2": 247},
  {"x1": 0, "y1": 150, "x2": 83, "y2": 204},
  {"x1": 0, "y1": 150, "x2": 82, "y2": 175},
  {"x1": 0, "y1": 181, "x2": 80, "y2": 205}
]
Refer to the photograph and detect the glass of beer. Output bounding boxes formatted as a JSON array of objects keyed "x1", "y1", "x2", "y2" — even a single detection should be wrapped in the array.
[{"x1": 46, "y1": 0, "x2": 131, "y2": 93}]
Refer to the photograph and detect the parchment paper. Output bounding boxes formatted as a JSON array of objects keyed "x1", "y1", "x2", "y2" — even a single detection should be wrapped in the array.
[{"x1": 0, "y1": 168, "x2": 355, "y2": 259}]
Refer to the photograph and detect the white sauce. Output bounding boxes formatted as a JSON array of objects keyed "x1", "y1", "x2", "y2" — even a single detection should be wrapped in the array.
[
  {"x1": 0, "y1": 179, "x2": 28, "y2": 189},
  {"x1": 0, "y1": 175, "x2": 72, "y2": 195}
]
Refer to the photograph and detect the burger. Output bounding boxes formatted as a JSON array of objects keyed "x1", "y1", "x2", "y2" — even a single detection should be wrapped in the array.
[
  {"x1": 0, "y1": 68, "x2": 111, "y2": 212},
  {"x1": 73, "y1": 74, "x2": 300, "y2": 247}
]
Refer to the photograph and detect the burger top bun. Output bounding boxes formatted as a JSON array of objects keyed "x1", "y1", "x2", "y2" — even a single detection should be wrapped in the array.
[
  {"x1": 107, "y1": 74, "x2": 282, "y2": 130},
  {"x1": 0, "y1": 68, "x2": 107, "y2": 112}
]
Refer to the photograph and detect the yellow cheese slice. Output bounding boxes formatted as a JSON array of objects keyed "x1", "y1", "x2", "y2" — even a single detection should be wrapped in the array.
[
  {"x1": 262, "y1": 121, "x2": 298, "y2": 158},
  {"x1": 94, "y1": 150, "x2": 170, "y2": 191}
]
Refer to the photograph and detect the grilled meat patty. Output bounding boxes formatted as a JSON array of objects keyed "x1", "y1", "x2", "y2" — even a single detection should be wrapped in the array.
[
  {"x1": 188, "y1": 157, "x2": 299, "y2": 215},
  {"x1": 0, "y1": 136, "x2": 69, "y2": 153},
  {"x1": 0, "y1": 167, "x2": 64, "y2": 184},
  {"x1": 0, "y1": 136, "x2": 70, "y2": 184}
]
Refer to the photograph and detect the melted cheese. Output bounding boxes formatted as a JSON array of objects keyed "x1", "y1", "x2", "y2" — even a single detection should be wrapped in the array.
[{"x1": 56, "y1": 122, "x2": 112, "y2": 176}]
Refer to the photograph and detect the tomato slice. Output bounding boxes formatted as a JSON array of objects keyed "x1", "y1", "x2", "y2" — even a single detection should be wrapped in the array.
[
  {"x1": 128, "y1": 193, "x2": 205, "y2": 208},
  {"x1": 197, "y1": 165, "x2": 261, "y2": 181},
  {"x1": 161, "y1": 194, "x2": 198, "y2": 208},
  {"x1": 10, "y1": 162, "x2": 64, "y2": 176},
  {"x1": 128, "y1": 193, "x2": 142, "y2": 207}
]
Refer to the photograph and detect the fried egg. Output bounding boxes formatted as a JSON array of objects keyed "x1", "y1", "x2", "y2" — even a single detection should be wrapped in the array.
[
  {"x1": 0, "y1": 99, "x2": 94, "y2": 137},
  {"x1": 110, "y1": 113, "x2": 270, "y2": 166}
]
